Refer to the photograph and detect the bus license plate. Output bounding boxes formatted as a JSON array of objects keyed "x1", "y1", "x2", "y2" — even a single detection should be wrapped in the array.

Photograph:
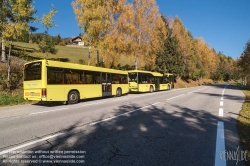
[{"x1": 30, "y1": 92, "x2": 34, "y2": 96}]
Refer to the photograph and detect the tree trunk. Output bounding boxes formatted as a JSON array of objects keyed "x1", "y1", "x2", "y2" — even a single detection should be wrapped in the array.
[
  {"x1": 1, "y1": 38, "x2": 6, "y2": 62},
  {"x1": 135, "y1": 56, "x2": 138, "y2": 70},
  {"x1": 7, "y1": 41, "x2": 12, "y2": 89},
  {"x1": 96, "y1": 50, "x2": 100, "y2": 66},
  {"x1": 29, "y1": 32, "x2": 31, "y2": 43},
  {"x1": 88, "y1": 46, "x2": 90, "y2": 65}
]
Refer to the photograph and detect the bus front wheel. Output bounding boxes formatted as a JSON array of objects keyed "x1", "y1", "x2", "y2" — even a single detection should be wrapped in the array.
[{"x1": 68, "y1": 91, "x2": 79, "y2": 104}]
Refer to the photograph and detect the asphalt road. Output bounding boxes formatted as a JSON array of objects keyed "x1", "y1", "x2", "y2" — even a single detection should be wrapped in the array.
[{"x1": 0, "y1": 84, "x2": 246, "y2": 166}]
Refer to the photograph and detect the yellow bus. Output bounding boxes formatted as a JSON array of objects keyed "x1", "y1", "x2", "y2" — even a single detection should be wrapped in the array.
[
  {"x1": 163, "y1": 73, "x2": 174, "y2": 89},
  {"x1": 128, "y1": 70, "x2": 174, "y2": 92},
  {"x1": 23, "y1": 60, "x2": 129, "y2": 104}
]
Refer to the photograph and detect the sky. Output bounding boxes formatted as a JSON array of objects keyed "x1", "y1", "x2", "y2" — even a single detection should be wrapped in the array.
[{"x1": 31, "y1": 0, "x2": 250, "y2": 59}]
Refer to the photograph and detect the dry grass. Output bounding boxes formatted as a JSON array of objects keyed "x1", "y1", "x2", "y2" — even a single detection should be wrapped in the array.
[
  {"x1": 174, "y1": 78, "x2": 214, "y2": 89},
  {"x1": 237, "y1": 87, "x2": 250, "y2": 165}
]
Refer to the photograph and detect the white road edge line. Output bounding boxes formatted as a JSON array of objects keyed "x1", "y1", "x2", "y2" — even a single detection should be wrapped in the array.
[
  {"x1": 0, "y1": 133, "x2": 64, "y2": 156},
  {"x1": 215, "y1": 121, "x2": 226, "y2": 166},
  {"x1": 29, "y1": 108, "x2": 69, "y2": 115}
]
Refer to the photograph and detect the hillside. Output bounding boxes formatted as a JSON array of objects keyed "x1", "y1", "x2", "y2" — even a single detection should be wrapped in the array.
[
  {"x1": 13, "y1": 42, "x2": 90, "y2": 63},
  {"x1": 12, "y1": 42, "x2": 132, "y2": 66}
]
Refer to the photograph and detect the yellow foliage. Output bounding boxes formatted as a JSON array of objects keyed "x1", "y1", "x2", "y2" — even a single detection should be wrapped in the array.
[
  {"x1": 72, "y1": 0, "x2": 166, "y2": 69},
  {"x1": 1, "y1": 0, "x2": 35, "y2": 41}
]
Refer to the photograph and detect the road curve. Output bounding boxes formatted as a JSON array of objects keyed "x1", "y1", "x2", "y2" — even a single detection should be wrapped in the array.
[{"x1": 0, "y1": 84, "x2": 246, "y2": 166}]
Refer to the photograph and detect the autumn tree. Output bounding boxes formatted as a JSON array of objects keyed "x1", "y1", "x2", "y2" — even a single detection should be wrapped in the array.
[
  {"x1": 73, "y1": 0, "x2": 166, "y2": 69},
  {"x1": 38, "y1": 5, "x2": 58, "y2": 59},
  {"x1": 1, "y1": 0, "x2": 36, "y2": 62},
  {"x1": 0, "y1": 0, "x2": 36, "y2": 88},
  {"x1": 212, "y1": 52, "x2": 236, "y2": 81},
  {"x1": 238, "y1": 39, "x2": 250, "y2": 76},
  {"x1": 0, "y1": 0, "x2": 10, "y2": 62},
  {"x1": 99, "y1": 0, "x2": 128, "y2": 68},
  {"x1": 120, "y1": 0, "x2": 166, "y2": 70},
  {"x1": 171, "y1": 17, "x2": 195, "y2": 78},
  {"x1": 72, "y1": 0, "x2": 112, "y2": 66},
  {"x1": 192, "y1": 37, "x2": 218, "y2": 79}
]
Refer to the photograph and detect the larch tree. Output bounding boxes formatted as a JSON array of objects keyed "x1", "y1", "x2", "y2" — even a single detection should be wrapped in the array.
[
  {"x1": 193, "y1": 37, "x2": 211, "y2": 79},
  {"x1": 215, "y1": 52, "x2": 236, "y2": 81},
  {"x1": 99, "y1": 0, "x2": 127, "y2": 68},
  {"x1": 38, "y1": 4, "x2": 58, "y2": 59},
  {"x1": 72, "y1": 0, "x2": 111, "y2": 66},
  {"x1": 123, "y1": 0, "x2": 166, "y2": 70},
  {"x1": 171, "y1": 16, "x2": 195, "y2": 78}
]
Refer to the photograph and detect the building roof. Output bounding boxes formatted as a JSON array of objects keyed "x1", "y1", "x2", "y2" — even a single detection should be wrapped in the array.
[{"x1": 72, "y1": 36, "x2": 82, "y2": 42}]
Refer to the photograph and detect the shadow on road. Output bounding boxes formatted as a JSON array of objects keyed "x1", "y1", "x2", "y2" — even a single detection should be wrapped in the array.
[
  {"x1": 27, "y1": 86, "x2": 245, "y2": 166},
  {"x1": 0, "y1": 84, "x2": 246, "y2": 166}
]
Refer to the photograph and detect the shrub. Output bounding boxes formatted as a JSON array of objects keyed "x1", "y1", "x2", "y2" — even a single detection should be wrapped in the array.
[
  {"x1": 78, "y1": 59, "x2": 85, "y2": 64},
  {"x1": 0, "y1": 59, "x2": 24, "y2": 91},
  {"x1": 0, "y1": 63, "x2": 7, "y2": 90},
  {"x1": 58, "y1": 41, "x2": 66, "y2": 46}
]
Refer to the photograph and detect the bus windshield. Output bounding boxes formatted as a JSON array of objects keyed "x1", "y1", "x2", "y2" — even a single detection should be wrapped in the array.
[
  {"x1": 128, "y1": 72, "x2": 137, "y2": 82},
  {"x1": 24, "y1": 62, "x2": 42, "y2": 81}
]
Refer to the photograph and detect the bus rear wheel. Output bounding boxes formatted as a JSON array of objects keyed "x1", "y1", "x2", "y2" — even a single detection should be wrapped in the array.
[
  {"x1": 149, "y1": 86, "x2": 154, "y2": 93},
  {"x1": 68, "y1": 91, "x2": 79, "y2": 104},
  {"x1": 116, "y1": 88, "x2": 122, "y2": 97}
]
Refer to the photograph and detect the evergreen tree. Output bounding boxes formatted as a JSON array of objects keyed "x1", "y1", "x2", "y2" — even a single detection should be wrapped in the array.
[
  {"x1": 155, "y1": 16, "x2": 184, "y2": 77},
  {"x1": 55, "y1": 34, "x2": 62, "y2": 45},
  {"x1": 238, "y1": 39, "x2": 250, "y2": 75}
]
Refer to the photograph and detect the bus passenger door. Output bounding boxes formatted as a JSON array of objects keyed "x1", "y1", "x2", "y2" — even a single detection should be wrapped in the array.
[{"x1": 102, "y1": 73, "x2": 112, "y2": 96}]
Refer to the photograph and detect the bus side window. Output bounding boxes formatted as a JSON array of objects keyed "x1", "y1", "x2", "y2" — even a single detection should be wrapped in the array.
[
  {"x1": 86, "y1": 74, "x2": 93, "y2": 84},
  {"x1": 94, "y1": 75, "x2": 100, "y2": 84}
]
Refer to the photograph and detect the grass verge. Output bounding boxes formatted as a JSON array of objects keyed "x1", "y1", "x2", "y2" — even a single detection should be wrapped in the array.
[
  {"x1": 237, "y1": 86, "x2": 250, "y2": 165},
  {"x1": 0, "y1": 91, "x2": 33, "y2": 107}
]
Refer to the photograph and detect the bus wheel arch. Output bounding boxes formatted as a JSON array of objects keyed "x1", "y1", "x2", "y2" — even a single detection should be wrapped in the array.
[
  {"x1": 116, "y1": 88, "x2": 122, "y2": 97},
  {"x1": 68, "y1": 90, "x2": 80, "y2": 104}
]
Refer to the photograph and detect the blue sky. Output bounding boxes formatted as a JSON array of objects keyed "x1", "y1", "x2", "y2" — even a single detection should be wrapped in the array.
[{"x1": 31, "y1": 0, "x2": 250, "y2": 59}]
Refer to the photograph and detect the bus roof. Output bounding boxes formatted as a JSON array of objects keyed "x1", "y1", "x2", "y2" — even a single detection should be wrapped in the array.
[
  {"x1": 25, "y1": 60, "x2": 128, "y2": 75},
  {"x1": 127, "y1": 70, "x2": 163, "y2": 77}
]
